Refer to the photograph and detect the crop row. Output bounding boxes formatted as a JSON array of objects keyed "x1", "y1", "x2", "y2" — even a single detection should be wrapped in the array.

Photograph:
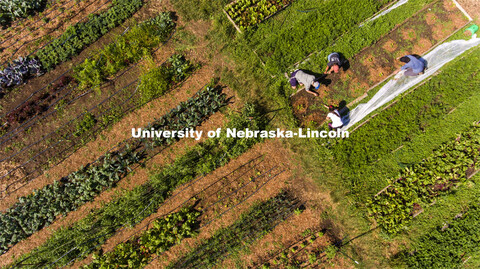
[
  {"x1": 299, "y1": 0, "x2": 435, "y2": 72},
  {"x1": 1, "y1": 54, "x2": 195, "y2": 198},
  {"x1": 0, "y1": 0, "x2": 143, "y2": 96},
  {"x1": 85, "y1": 161, "x2": 282, "y2": 268},
  {"x1": 247, "y1": 0, "x2": 391, "y2": 74},
  {"x1": 0, "y1": 0, "x2": 45, "y2": 26},
  {"x1": 225, "y1": 0, "x2": 294, "y2": 31},
  {"x1": 0, "y1": 84, "x2": 227, "y2": 255},
  {"x1": 366, "y1": 125, "x2": 480, "y2": 234},
  {"x1": 399, "y1": 202, "x2": 480, "y2": 268},
  {"x1": 73, "y1": 12, "x2": 175, "y2": 89},
  {"x1": 8, "y1": 103, "x2": 267, "y2": 268},
  {"x1": 86, "y1": 207, "x2": 200, "y2": 269},
  {"x1": 2, "y1": 12, "x2": 175, "y2": 131},
  {"x1": 166, "y1": 190, "x2": 301, "y2": 268},
  {"x1": 332, "y1": 46, "x2": 480, "y2": 198}
]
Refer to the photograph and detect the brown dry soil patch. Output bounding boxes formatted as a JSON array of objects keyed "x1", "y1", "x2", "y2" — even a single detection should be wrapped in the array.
[
  {"x1": 457, "y1": 0, "x2": 480, "y2": 22},
  {"x1": 291, "y1": 0, "x2": 469, "y2": 127},
  {"x1": 0, "y1": 1, "x2": 201, "y2": 201},
  {"x1": 0, "y1": 0, "x2": 112, "y2": 65}
]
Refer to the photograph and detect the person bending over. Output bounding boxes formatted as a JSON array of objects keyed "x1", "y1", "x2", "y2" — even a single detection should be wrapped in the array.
[
  {"x1": 289, "y1": 69, "x2": 320, "y2": 96},
  {"x1": 324, "y1": 52, "x2": 342, "y2": 74},
  {"x1": 393, "y1": 55, "x2": 425, "y2": 79}
]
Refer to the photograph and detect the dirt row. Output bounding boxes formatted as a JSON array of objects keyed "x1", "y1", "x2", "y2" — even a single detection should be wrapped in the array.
[
  {"x1": 291, "y1": 0, "x2": 469, "y2": 127},
  {"x1": 0, "y1": 0, "x2": 112, "y2": 65}
]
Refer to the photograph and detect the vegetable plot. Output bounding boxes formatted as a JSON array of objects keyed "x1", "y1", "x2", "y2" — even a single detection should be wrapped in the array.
[
  {"x1": 0, "y1": 0, "x2": 46, "y2": 26},
  {"x1": 167, "y1": 190, "x2": 301, "y2": 269},
  {"x1": 8, "y1": 103, "x2": 266, "y2": 268},
  {"x1": 400, "y1": 203, "x2": 480, "y2": 268},
  {"x1": 0, "y1": 85, "x2": 227, "y2": 255},
  {"x1": 224, "y1": 0, "x2": 294, "y2": 32},
  {"x1": 0, "y1": 0, "x2": 143, "y2": 97},
  {"x1": 85, "y1": 208, "x2": 200, "y2": 269},
  {"x1": 367, "y1": 125, "x2": 480, "y2": 234},
  {"x1": 73, "y1": 12, "x2": 175, "y2": 89}
]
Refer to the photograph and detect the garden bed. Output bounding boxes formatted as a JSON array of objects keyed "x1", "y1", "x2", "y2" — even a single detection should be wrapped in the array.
[{"x1": 291, "y1": 0, "x2": 468, "y2": 127}]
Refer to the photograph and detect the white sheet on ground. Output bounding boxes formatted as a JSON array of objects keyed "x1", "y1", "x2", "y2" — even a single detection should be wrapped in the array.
[
  {"x1": 343, "y1": 35, "x2": 480, "y2": 130},
  {"x1": 360, "y1": 0, "x2": 409, "y2": 27}
]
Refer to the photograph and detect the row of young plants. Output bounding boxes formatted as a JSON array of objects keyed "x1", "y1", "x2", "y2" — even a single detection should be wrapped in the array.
[
  {"x1": 0, "y1": 54, "x2": 195, "y2": 199},
  {"x1": 366, "y1": 124, "x2": 480, "y2": 234},
  {"x1": 8, "y1": 103, "x2": 267, "y2": 268},
  {"x1": 398, "y1": 202, "x2": 480, "y2": 268},
  {"x1": 85, "y1": 159, "x2": 277, "y2": 268},
  {"x1": 298, "y1": 0, "x2": 436, "y2": 72},
  {"x1": 0, "y1": 84, "x2": 227, "y2": 255},
  {"x1": 332, "y1": 46, "x2": 480, "y2": 197},
  {"x1": 73, "y1": 12, "x2": 175, "y2": 89},
  {"x1": 224, "y1": 0, "x2": 294, "y2": 31},
  {"x1": 166, "y1": 190, "x2": 301, "y2": 268},
  {"x1": 1, "y1": 13, "x2": 177, "y2": 136},
  {"x1": 246, "y1": 0, "x2": 392, "y2": 74},
  {"x1": 86, "y1": 207, "x2": 200, "y2": 269},
  {"x1": 0, "y1": 0, "x2": 143, "y2": 96},
  {"x1": 0, "y1": 0, "x2": 45, "y2": 26}
]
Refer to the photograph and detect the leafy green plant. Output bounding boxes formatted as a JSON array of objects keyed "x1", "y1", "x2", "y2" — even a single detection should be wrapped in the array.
[
  {"x1": 0, "y1": 0, "x2": 46, "y2": 26},
  {"x1": 167, "y1": 190, "x2": 300, "y2": 268},
  {"x1": 73, "y1": 13, "x2": 175, "y2": 89},
  {"x1": 225, "y1": 0, "x2": 293, "y2": 31},
  {"x1": 367, "y1": 125, "x2": 480, "y2": 234},
  {"x1": 0, "y1": 85, "x2": 227, "y2": 257},
  {"x1": 36, "y1": 0, "x2": 143, "y2": 71},
  {"x1": 85, "y1": 208, "x2": 200, "y2": 269},
  {"x1": 73, "y1": 112, "x2": 97, "y2": 137},
  {"x1": 399, "y1": 203, "x2": 480, "y2": 268}
]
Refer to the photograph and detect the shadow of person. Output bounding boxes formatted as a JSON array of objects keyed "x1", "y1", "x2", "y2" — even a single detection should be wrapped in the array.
[
  {"x1": 337, "y1": 100, "x2": 350, "y2": 126},
  {"x1": 337, "y1": 52, "x2": 350, "y2": 72}
]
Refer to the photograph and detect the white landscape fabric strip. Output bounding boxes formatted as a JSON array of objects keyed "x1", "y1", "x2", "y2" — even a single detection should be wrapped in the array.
[
  {"x1": 360, "y1": 0, "x2": 409, "y2": 27},
  {"x1": 343, "y1": 35, "x2": 480, "y2": 130}
]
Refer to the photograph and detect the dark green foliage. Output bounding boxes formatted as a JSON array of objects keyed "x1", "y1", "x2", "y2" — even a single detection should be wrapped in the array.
[
  {"x1": 167, "y1": 190, "x2": 300, "y2": 268},
  {"x1": 35, "y1": 0, "x2": 143, "y2": 70},
  {"x1": 246, "y1": 0, "x2": 391, "y2": 73},
  {"x1": 73, "y1": 12, "x2": 175, "y2": 88},
  {"x1": 400, "y1": 204, "x2": 480, "y2": 268},
  {"x1": 85, "y1": 208, "x2": 200, "y2": 268},
  {"x1": 137, "y1": 55, "x2": 195, "y2": 104},
  {"x1": 0, "y1": 0, "x2": 46, "y2": 25},
  {"x1": 332, "y1": 47, "x2": 480, "y2": 197},
  {"x1": 73, "y1": 112, "x2": 97, "y2": 137},
  {"x1": 0, "y1": 85, "x2": 226, "y2": 259},
  {"x1": 367, "y1": 125, "x2": 480, "y2": 234},
  {"x1": 7, "y1": 96, "x2": 263, "y2": 269}
]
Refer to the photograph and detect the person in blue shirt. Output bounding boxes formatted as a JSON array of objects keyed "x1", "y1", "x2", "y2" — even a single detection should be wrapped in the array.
[{"x1": 393, "y1": 55, "x2": 425, "y2": 79}]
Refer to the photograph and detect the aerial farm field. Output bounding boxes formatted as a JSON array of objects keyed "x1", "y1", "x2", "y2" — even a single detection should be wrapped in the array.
[{"x1": 0, "y1": 0, "x2": 479, "y2": 268}]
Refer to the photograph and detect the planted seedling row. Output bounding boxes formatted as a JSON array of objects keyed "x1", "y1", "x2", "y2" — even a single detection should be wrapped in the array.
[
  {"x1": 167, "y1": 190, "x2": 302, "y2": 269},
  {"x1": 83, "y1": 161, "x2": 284, "y2": 268},
  {"x1": 0, "y1": 0, "x2": 143, "y2": 98},
  {"x1": 0, "y1": 84, "x2": 228, "y2": 255},
  {"x1": 367, "y1": 124, "x2": 480, "y2": 234},
  {"x1": 0, "y1": 54, "x2": 195, "y2": 200},
  {"x1": 7, "y1": 104, "x2": 268, "y2": 268},
  {"x1": 258, "y1": 227, "x2": 333, "y2": 268}
]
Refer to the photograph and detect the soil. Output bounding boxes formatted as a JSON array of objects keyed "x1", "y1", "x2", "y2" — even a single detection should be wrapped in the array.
[
  {"x1": 290, "y1": 0, "x2": 469, "y2": 127},
  {"x1": 0, "y1": 1, "x2": 194, "y2": 202},
  {"x1": 0, "y1": 0, "x2": 112, "y2": 65},
  {"x1": 457, "y1": 0, "x2": 480, "y2": 22}
]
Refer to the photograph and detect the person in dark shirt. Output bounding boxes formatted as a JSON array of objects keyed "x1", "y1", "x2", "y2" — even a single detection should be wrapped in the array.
[{"x1": 324, "y1": 52, "x2": 342, "y2": 74}]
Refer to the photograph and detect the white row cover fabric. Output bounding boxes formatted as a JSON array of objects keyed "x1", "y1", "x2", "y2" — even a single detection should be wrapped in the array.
[
  {"x1": 343, "y1": 34, "x2": 480, "y2": 130},
  {"x1": 360, "y1": 0, "x2": 409, "y2": 27}
]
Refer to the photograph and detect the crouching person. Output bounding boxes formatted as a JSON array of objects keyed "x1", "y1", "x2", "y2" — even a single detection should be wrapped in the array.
[{"x1": 289, "y1": 69, "x2": 320, "y2": 97}]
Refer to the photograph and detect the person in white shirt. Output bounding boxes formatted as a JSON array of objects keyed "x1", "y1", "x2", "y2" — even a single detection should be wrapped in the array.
[{"x1": 325, "y1": 105, "x2": 343, "y2": 130}]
